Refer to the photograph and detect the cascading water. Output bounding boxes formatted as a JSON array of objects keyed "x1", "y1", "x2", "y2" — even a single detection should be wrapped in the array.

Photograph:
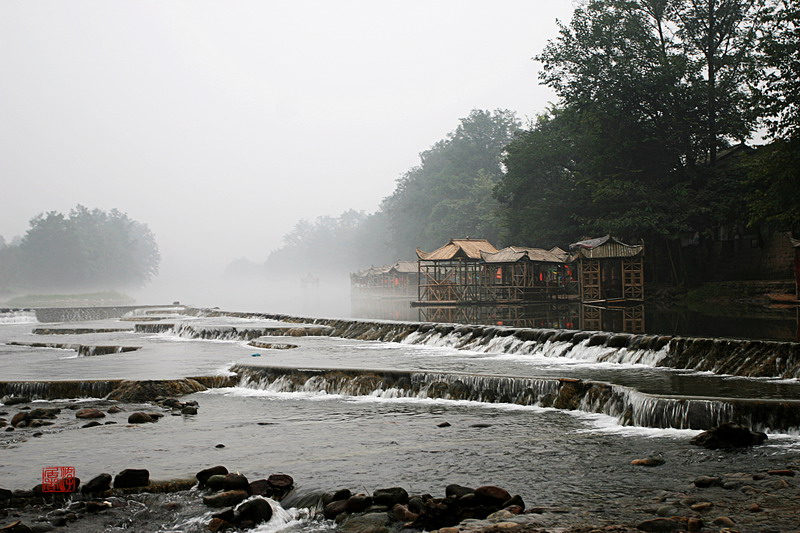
[
  {"x1": 228, "y1": 365, "x2": 800, "y2": 433},
  {"x1": 0, "y1": 309, "x2": 38, "y2": 325},
  {"x1": 183, "y1": 308, "x2": 800, "y2": 379}
]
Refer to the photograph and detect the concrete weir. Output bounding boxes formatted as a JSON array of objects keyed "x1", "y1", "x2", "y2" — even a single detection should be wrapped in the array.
[
  {"x1": 183, "y1": 308, "x2": 800, "y2": 379},
  {"x1": 230, "y1": 364, "x2": 800, "y2": 434},
  {"x1": 0, "y1": 377, "x2": 237, "y2": 403}
]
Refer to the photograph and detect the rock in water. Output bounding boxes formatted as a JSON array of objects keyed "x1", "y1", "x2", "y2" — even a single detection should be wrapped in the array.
[
  {"x1": 107, "y1": 379, "x2": 207, "y2": 402},
  {"x1": 203, "y1": 490, "x2": 248, "y2": 508},
  {"x1": 113, "y1": 468, "x2": 150, "y2": 489},
  {"x1": 206, "y1": 475, "x2": 227, "y2": 491},
  {"x1": 222, "y1": 473, "x2": 250, "y2": 492},
  {"x1": 690, "y1": 423, "x2": 768, "y2": 449},
  {"x1": 475, "y1": 485, "x2": 511, "y2": 506},
  {"x1": 127, "y1": 412, "x2": 155, "y2": 424},
  {"x1": 82, "y1": 473, "x2": 112, "y2": 494},
  {"x1": 75, "y1": 408, "x2": 105, "y2": 419},
  {"x1": 372, "y1": 487, "x2": 409, "y2": 507},
  {"x1": 235, "y1": 497, "x2": 273, "y2": 526},
  {"x1": 196, "y1": 465, "x2": 228, "y2": 486},
  {"x1": 1, "y1": 396, "x2": 31, "y2": 405}
]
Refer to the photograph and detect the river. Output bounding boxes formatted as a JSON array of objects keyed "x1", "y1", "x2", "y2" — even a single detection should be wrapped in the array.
[{"x1": 1, "y1": 306, "x2": 799, "y2": 532}]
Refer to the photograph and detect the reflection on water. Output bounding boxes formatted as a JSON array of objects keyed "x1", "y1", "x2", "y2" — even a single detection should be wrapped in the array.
[{"x1": 351, "y1": 297, "x2": 800, "y2": 342}]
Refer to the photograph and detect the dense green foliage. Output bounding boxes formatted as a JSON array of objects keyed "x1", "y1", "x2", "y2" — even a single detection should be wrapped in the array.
[
  {"x1": 263, "y1": 0, "x2": 798, "y2": 279},
  {"x1": 0, "y1": 206, "x2": 160, "y2": 292},
  {"x1": 497, "y1": 0, "x2": 799, "y2": 253}
]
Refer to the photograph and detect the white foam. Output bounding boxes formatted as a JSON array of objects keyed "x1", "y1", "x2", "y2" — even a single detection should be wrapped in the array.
[{"x1": 0, "y1": 310, "x2": 38, "y2": 325}]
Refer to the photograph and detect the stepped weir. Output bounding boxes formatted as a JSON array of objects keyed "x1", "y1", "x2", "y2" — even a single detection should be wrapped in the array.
[
  {"x1": 229, "y1": 364, "x2": 800, "y2": 434},
  {"x1": 3, "y1": 306, "x2": 799, "y2": 434},
  {"x1": 177, "y1": 308, "x2": 800, "y2": 379}
]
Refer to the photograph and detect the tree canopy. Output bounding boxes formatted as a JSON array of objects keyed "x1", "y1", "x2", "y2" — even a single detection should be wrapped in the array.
[
  {"x1": 0, "y1": 206, "x2": 160, "y2": 292},
  {"x1": 263, "y1": 0, "x2": 799, "y2": 281}
]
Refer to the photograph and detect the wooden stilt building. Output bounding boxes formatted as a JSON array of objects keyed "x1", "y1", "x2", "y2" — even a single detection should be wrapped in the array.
[
  {"x1": 479, "y1": 247, "x2": 572, "y2": 302},
  {"x1": 570, "y1": 235, "x2": 644, "y2": 303},
  {"x1": 415, "y1": 238, "x2": 498, "y2": 305},
  {"x1": 351, "y1": 260, "x2": 418, "y2": 298}
]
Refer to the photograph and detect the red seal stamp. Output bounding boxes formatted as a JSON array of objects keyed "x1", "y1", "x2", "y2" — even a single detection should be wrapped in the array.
[{"x1": 41, "y1": 466, "x2": 77, "y2": 493}]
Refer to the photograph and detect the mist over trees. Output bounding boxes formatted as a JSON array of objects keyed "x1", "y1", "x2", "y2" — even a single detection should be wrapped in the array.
[
  {"x1": 0, "y1": 206, "x2": 160, "y2": 292},
  {"x1": 262, "y1": 110, "x2": 520, "y2": 276},
  {"x1": 260, "y1": 0, "x2": 798, "y2": 282}
]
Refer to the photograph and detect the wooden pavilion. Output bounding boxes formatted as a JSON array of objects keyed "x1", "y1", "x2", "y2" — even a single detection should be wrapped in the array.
[
  {"x1": 415, "y1": 238, "x2": 498, "y2": 305},
  {"x1": 479, "y1": 247, "x2": 572, "y2": 302},
  {"x1": 351, "y1": 260, "x2": 418, "y2": 298},
  {"x1": 570, "y1": 235, "x2": 644, "y2": 303}
]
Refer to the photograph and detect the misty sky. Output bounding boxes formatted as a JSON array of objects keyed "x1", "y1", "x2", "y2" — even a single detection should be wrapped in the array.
[{"x1": 1, "y1": 1, "x2": 576, "y2": 298}]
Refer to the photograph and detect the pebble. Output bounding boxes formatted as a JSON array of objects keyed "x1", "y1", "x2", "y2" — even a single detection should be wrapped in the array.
[
  {"x1": 712, "y1": 516, "x2": 735, "y2": 527},
  {"x1": 690, "y1": 501, "x2": 713, "y2": 511}
]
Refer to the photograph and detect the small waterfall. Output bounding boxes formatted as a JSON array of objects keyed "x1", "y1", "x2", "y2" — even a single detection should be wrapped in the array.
[
  {"x1": 134, "y1": 323, "x2": 334, "y2": 339},
  {"x1": 0, "y1": 380, "x2": 123, "y2": 400},
  {"x1": 228, "y1": 365, "x2": 800, "y2": 433},
  {"x1": 184, "y1": 308, "x2": 800, "y2": 379},
  {"x1": 32, "y1": 306, "x2": 154, "y2": 323},
  {"x1": 0, "y1": 375, "x2": 236, "y2": 402},
  {"x1": 6, "y1": 341, "x2": 140, "y2": 356},
  {"x1": 32, "y1": 327, "x2": 132, "y2": 335},
  {"x1": 0, "y1": 309, "x2": 38, "y2": 325}
]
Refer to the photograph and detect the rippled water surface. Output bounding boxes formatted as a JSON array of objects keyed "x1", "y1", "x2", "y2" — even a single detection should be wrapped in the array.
[{"x1": 2, "y1": 308, "x2": 800, "y2": 532}]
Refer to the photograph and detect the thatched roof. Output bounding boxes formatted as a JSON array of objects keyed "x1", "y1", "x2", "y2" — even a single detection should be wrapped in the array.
[
  {"x1": 481, "y1": 246, "x2": 565, "y2": 264},
  {"x1": 570, "y1": 235, "x2": 643, "y2": 259},
  {"x1": 389, "y1": 260, "x2": 418, "y2": 273},
  {"x1": 417, "y1": 238, "x2": 498, "y2": 261}
]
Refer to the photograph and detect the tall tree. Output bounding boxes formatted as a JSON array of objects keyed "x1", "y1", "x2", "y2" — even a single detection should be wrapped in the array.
[
  {"x1": 382, "y1": 109, "x2": 520, "y2": 255},
  {"x1": 676, "y1": 0, "x2": 766, "y2": 163}
]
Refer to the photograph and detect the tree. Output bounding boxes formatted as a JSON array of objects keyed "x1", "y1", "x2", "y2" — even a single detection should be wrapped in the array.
[
  {"x1": 381, "y1": 109, "x2": 520, "y2": 255},
  {"x1": 745, "y1": 0, "x2": 800, "y2": 232},
  {"x1": 2, "y1": 206, "x2": 160, "y2": 291},
  {"x1": 758, "y1": 0, "x2": 800, "y2": 140},
  {"x1": 676, "y1": 0, "x2": 766, "y2": 163}
]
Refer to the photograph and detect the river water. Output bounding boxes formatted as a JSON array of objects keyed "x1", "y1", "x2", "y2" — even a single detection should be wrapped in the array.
[{"x1": 1, "y1": 307, "x2": 800, "y2": 532}]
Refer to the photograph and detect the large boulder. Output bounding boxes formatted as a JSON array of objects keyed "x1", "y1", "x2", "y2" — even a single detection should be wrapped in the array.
[
  {"x1": 113, "y1": 469, "x2": 150, "y2": 489},
  {"x1": 222, "y1": 473, "x2": 250, "y2": 493},
  {"x1": 127, "y1": 412, "x2": 155, "y2": 424},
  {"x1": 372, "y1": 487, "x2": 408, "y2": 507},
  {"x1": 235, "y1": 497, "x2": 273, "y2": 527},
  {"x1": 206, "y1": 475, "x2": 227, "y2": 491},
  {"x1": 690, "y1": 423, "x2": 768, "y2": 449},
  {"x1": 445, "y1": 484, "x2": 474, "y2": 498},
  {"x1": 475, "y1": 485, "x2": 511, "y2": 506},
  {"x1": 323, "y1": 499, "x2": 349, "y2": 520},
  {"x1": 82, "y1": 473, "x2": 112, "y2": 494}
]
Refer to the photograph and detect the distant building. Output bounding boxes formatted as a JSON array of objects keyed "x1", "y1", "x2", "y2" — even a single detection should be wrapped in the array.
[
  {"x1": 480, "y1": 246, "x2": 572, "y2": 302},
  {"x1": 350, "y1": 260, "x2": 418, "y2": 298},
  {"x1": 415, "y1": 238, "x2": 498, "y2": 304},
  {"x1": 570, "y1": 235, "x2": 644, "y2": 303}
]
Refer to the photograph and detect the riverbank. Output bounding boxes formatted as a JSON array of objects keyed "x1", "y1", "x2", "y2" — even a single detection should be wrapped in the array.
[
  {"x1": 2, "y1": 397, "x2": 800, "y2": 532},
  {"x1": 2, "y1": 461, "x2": 799, "y2": 532}
]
